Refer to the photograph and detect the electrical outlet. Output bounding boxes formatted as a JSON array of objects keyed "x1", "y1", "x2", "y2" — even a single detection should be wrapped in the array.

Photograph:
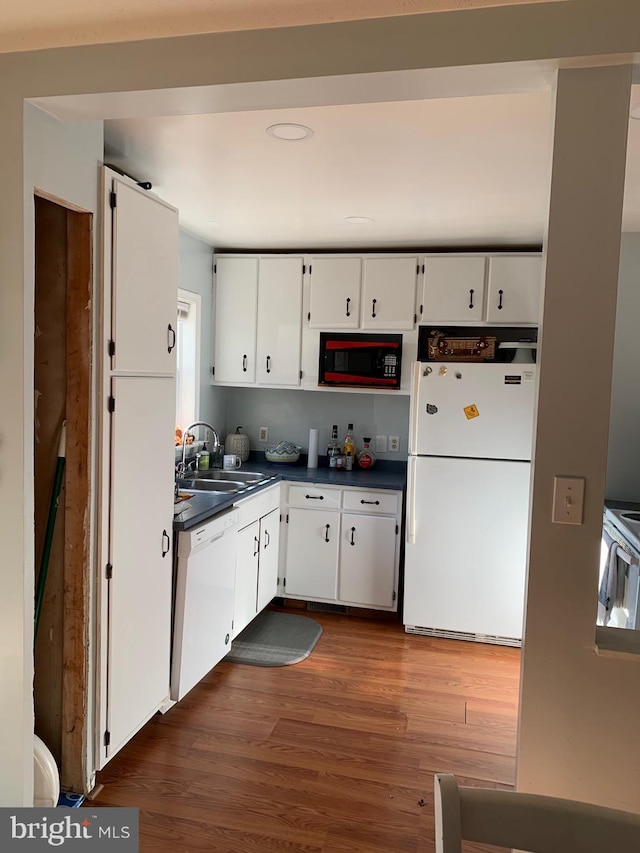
[
  {"x1": 389, "y1": 436, "x2": 400, "y2": 452},
  {"x1": 375, "y1": 435, "x2": 388, "y2": 453},
  {"x1": 259, "y1": 426, "x2": 269, "y2": 443}
]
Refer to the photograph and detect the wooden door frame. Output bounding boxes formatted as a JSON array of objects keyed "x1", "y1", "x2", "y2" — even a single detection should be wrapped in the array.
[{"x1": 34, "y1": 190, "x2": 93, "y2": 794}]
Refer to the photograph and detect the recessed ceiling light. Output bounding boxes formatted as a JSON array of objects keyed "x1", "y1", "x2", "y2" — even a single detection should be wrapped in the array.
[
  {"x1": 345, "y1": 216, "x2": 375, "y2": 224},
  {"x1": 266, "y1": 123, "x2": 314, "y2": 141},
  {"x1": 630, "y1": 102, "x2": 640, "y2": 120}
]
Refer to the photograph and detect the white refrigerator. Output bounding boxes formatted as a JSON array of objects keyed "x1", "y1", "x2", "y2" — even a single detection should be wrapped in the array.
[{"x1": 404, "y1": 360, "x2": 536, "y2": 645}]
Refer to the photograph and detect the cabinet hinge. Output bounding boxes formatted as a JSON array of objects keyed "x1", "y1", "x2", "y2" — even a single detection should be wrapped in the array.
[
  {"x1": 104, "y1": 730, "x2": 111, "y2": 747},
  {"x1": 395, "y1": 524, "x2": 399, "y2": 535},
  {"x1": 109, "y1": 190, "x2": 117, "y2": 209},
  {"x1": 302, "y1": 263, "x2": 306, "y2": 275},
  {"x1": 107, "y1": 396, "x2": 115, "y2": 413},
  {"x1": 108, "y1": 339, "x2": 115, "y2": 357},
  {"x1": 105, "y1": 563, "x2": 113, "y2": 580}
]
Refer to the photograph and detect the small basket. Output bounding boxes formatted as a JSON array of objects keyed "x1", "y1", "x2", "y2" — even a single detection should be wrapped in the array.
[{"x1": 428, "y1": 333, "x2": 496, "y2": 361}]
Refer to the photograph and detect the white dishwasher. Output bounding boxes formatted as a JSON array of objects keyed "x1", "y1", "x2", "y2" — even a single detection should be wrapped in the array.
[{"x1": 171, "y1": 508, "x2": 239, "y2": 701}]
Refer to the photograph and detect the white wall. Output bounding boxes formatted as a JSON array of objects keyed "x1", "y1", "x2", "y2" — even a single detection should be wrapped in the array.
[
  {"x1": 0, "y1": 104, "x2": 103, "y2": 805},
  {"x1": 225, "y1": 387, "x2": 409, "y2": 459},
  {"x1": 178, "y1": 231, "x2": 228, "y2": 432},
  {"x1": 606, "y1": 232, "x2": 640, "y2": 501}
]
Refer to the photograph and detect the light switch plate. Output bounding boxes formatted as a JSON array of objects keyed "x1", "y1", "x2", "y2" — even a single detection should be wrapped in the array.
[
  {"x1": 389, "y1": 435, "x2": 400, "y2": 452},
  {"x1": 375, "y1": 435, "x2": 388, "y2": 453},
  {"x1": 259, "y1": 426, "x2": 268, "y2": 443},
  {"x1": 552, "y1": 476, "x2": 585, "y2": 525}
]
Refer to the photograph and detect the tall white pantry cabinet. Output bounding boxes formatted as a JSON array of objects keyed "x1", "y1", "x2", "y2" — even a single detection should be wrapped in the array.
[{"x1": 97, "y1": 169, "x2": 178, "y2": 767}]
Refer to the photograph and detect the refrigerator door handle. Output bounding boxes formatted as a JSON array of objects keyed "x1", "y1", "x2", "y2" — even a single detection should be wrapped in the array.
[
  {"x1": 407, "y1": 456, "x2": 417, "y2": 544},
  {"x1": 409, "y1": 361, "x2": 421, "y2": 455}
]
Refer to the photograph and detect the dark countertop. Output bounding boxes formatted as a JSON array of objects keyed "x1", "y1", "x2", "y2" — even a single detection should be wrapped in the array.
[
  {"x1": 173, "y1": 459, "x2": 407, "y2": 531},
  {"x1": 605, "y1": 499, "x2": 640, "y2": 512}
]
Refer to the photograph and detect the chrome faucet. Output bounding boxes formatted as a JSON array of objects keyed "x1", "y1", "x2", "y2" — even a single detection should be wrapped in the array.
[{"x1": 178, "y1": 421, "x2": 221, "y2": 477}]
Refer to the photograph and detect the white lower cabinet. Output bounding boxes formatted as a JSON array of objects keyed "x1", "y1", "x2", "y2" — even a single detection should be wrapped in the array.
[
  {"x1": 232, "y1": 485, "x2": 281, "y2": 638},
  {"x1": 339, "y1": 513, "x2": 398, "y2": 608},
  {"x1": 285, "y1": 508, "x2": 340, "y2": 599},
  {"x1": 283, "y1": 484, "x2": 401, "y2": 611}
]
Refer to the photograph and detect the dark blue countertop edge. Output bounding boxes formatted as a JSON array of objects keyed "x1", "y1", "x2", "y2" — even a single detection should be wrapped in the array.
[{"x1": 174, "y1": 457, "x2": 407, "y2": 531}]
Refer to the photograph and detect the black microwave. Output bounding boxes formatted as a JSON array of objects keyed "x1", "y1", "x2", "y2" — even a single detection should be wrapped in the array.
[{"x1": 318, "y1": 333, "x2": 403, "y2": 389}]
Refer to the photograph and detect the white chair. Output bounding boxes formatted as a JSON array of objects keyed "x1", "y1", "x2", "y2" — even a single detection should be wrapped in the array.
[{"x1": 434, "y1": 773, "x2": 640, "y2": 853}]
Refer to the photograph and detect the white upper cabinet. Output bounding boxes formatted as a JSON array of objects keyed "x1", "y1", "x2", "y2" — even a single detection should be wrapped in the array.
[
  {"x1": 486, "y1": 256, "x2": 542, "y2": 324},
  {"x1": 256, "y1": 257, "x2": 303, "y2": 386},
  {"x1": 421, "y1": 256, "x2": 486, "y2": 324},
  {"x1": 361, "y1": 257, "x2": 418, "y2": 330},
  {"x1": 111, "y1": 179, "x2": 179, "y2": 375},
  {"x1": 420, "y1": 254, "x2": 541, "y2": 325},
  {"x1": 213, "y1": 256, "x2": 259, "y2": 383},
  {"x1": 308, "y1": 257, "x2": 362, "y2": 329}
]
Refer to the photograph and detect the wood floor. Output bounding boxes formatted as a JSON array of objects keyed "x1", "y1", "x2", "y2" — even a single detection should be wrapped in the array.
[{"x1": 91, "y1": 609, "x2": 520, "y2": 852}]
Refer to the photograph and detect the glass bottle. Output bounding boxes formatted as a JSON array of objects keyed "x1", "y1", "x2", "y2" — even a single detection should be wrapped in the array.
[
  {"x1": 343, "y1": 423, "x2": 355, "y2": 458},
  {"x1": 327, "y1": 425, "x2": 341, "y2": 468},
  {"x1": 357, "y1": 436, "x2": 376, "y2": 469}
]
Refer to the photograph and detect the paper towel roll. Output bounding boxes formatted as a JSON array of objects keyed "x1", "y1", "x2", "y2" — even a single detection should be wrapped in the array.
[{"x1": 307, "y1": 428, "x2": 319, "y2": 469}]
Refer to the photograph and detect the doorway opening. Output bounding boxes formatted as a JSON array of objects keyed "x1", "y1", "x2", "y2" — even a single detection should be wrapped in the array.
[{"x1": 33, "y1": 194, "x2": 93, "y2": 794}]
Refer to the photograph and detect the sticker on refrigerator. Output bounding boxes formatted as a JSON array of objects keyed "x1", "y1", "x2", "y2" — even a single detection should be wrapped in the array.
[
  {"x1": 504, "y1": 375, "x2": 522, "y2": 385},
  {"x1": 426, "y1": 404, "x2": 438, "y2": 415},
  {"x1": 464, "y1": 404, "x2": 480, "y2": 420}
]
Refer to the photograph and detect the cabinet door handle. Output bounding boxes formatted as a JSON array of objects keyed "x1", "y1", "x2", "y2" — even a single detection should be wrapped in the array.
[
  {"x1": 167, "y1": 324, "x2": 176, "y2": 354},
  {"x1": 324, "y1": 524, "x2": 330, "y2": 543},
  {"x1": 242, "y1": 354, "x2": 248, "y2": 372},
  {"x1": 345, "y1": 297, "x2": 351, "y2": 317},
  {"x1": 360, "y1": 499, "x2": 380, "y2": 506},
  {"x1": 161, "y1": 529, "x2": 170, "y2": 557},
  {"x1": 468, "y1": 289, "x2": 474, "y2": 310},
  {"x1": 253, "y1": 536, "x2": 260, "y2": 557},
  {"x1": 350, "y1": 526, "x2": 356, "y2": 546},
  {"x1": 305, "y1": 494, "x2": 324, "y2": 500},
  {"x1": 371, "y1": 298, "x2": 377, "y2": 318},
  {"x1": 266, "y1": 355, "x2": 271, "y2": 374},
  {"x1": 498, "y1": 289, "x2": 504, "y2": 310},
  {"x1": 264, "y1": 529, "x2": 270, "y2": 548}
]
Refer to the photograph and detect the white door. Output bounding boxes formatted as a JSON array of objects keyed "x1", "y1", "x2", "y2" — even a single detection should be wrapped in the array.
[
  {"x1": 409, "y1": 361, "x2": 536, "y2": 460},
  {"x1": 111, "y1": 177, "x2": 178, "y2": 375},
  {"x1": 339, "y1": 513, "x2": 397, "y2": 608},
  {"x1": 361, "y1": 257, "x2": 418, "y2": 330},
  {"x1": 308, "y1": 257, "x2": 362, "y2": 329},
  {"x1": 257, "y1": 508, "x2": 281, "y2": 612},
  {"x1": 233, "y1": 520, "x2": 260, "y2": 638},
  {"x1": 486, "y1": 256, "x2": 542, "y2": 324},
  {"x1": 107, "y1": 375, "x2": 174, "y2": 759},
  {"x1": 214, "y1": 257, "x2": 259, "y2": 383},
  {"x1": 403, "y1": 456, "x2": 531, "y2": 641},
  {"x1": 421, "y1": 256, "x2": 486, "y2": 323},
  {"x1": 285, "y1": 508, "x2": 339, "y2": 599},
  {"x1": 256, "y1": 257, "x2": 303, "y2": 386}
]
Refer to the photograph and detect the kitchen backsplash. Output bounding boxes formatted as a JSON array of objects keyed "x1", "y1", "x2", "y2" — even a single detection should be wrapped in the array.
[{"x1": 224, "y1": 387, "x2": 410, "y2": 459}]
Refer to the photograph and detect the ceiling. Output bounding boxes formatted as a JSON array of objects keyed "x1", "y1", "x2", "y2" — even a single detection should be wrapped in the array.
[
  {"x1": 104, "y1": 87, "x2": 640, "y2": 251},
  {"x1": 0, "y1": 0, "x2": 565, "y2": 53}
]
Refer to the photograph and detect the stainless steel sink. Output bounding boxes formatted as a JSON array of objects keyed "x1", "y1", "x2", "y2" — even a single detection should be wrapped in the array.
[
  {"x1": 192, "y1": 470, "x2": 266, "y2": 483},
  {"x1": 178, "y1": 479, "x2": 244, "y2": 493}
]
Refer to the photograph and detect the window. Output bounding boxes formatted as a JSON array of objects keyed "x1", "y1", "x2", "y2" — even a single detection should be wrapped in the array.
[{"x1": 175, "y1": 289, "x2": 201, "y2": 431}]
